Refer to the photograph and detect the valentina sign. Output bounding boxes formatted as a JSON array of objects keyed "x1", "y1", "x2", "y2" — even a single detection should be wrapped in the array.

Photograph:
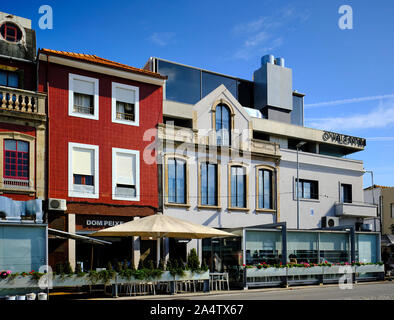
[{"x1": 322, "y1": 131, "x2": 366, "y2": 147}]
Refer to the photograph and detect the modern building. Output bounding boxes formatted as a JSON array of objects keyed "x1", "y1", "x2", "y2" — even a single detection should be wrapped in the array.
[
  {"x1": 364, "y1": 185, "x2": 394, "y2": 236},
  {"x1": 145, "y1": 55, "x2": 378, "y2": 266},
  {"x1": 38, "y1": 49, "x2": 166, "y2": 270}
]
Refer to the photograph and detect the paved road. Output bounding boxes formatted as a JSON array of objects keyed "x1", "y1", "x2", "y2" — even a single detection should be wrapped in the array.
[{"x1": 148, "y1": 282, "x2": 394, "y2": 300}]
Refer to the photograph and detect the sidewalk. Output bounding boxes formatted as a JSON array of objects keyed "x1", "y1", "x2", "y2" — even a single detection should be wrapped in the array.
[{"x1": 87, "y1": 279, "x2": 392, "y2": 300}]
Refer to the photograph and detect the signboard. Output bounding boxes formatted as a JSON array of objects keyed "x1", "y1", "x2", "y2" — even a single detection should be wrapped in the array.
[
  {"x1": 322, "y1": 131, "x2": 366, "y2": 148},
  {"x1": 76, "y1": 215, "x2": 132, "y2": 230}
]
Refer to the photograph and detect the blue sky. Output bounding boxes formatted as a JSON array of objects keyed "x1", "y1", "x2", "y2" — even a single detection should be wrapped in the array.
[{"x1": 3, "y1": 0, "x2": 394, "y2": 187}]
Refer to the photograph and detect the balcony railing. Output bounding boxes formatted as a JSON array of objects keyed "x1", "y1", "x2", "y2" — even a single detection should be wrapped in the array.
[
  {"x1": 116, "y1": 111, "x2": 135, "y2": 121},
  {"x1": 3, "y1": 178, "x2": 30, "y2": 190},
  {"x1": 0, "y1": 86, "x2": 46, "y2": 114},
  {"x1": 335, "y1": 202, "x2": 377, "y2": 218},
  {"x1": 158, "y1": 124, "x2": 281, "y2": 157}
]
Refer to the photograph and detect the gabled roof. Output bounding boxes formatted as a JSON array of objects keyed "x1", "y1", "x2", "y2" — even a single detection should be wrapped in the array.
[
  {"x1": 364, "y1": 184, "x2": 393, "y2": 190},
  {"x1": 38, "y1": 48, "x2": 167, "y2": 80}
]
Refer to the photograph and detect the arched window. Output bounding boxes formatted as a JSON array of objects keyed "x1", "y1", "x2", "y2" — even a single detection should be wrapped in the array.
[{"x1": 215, "y1": 104, "x2": 231, "y2": 146}]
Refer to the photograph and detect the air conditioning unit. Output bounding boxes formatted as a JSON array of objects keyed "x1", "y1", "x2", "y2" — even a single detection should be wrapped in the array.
[
  {"x1": 361, "y1": 224, "x2": 373, "y2": 231},
  {"x1": 321, "y1": 216, "x2": 339, "y2": 228},
  {"x1": 48, "y1": 198, "x2": 67, "y2": 211}
]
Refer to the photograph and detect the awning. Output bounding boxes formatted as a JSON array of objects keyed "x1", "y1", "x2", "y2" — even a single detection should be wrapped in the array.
[
  {"x1": 381, "y1": 234, "x2": 394, "y2": 247},
  {"x1": 48, "y1": 228, "x2": 111, "y2": 245}
]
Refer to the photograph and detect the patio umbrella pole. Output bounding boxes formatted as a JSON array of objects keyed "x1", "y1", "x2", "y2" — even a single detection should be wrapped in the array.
[{"x1": 156, "y1": 237, "x2": 160, "y2": 267}]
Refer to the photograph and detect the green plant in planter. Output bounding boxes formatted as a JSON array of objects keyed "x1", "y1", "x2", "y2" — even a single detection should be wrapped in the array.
[
  {"x1": 158, "y1": 259, "x2": 165, "y2": 271},
  {"x1": 201, "y1": 259, "x2": 209, "y2": 272},
  {"x1": 98, "y1": 269, "x2": 116, "y2": 285},
  {"x1": 88, "y1": 270, "x2": 99, "y2": 284},
  {"x1": 107, "y1": 261, "x2": 113, "y2": 271},
  {"x1": 29, "y1": 270, "x2": 44, "y2": 281},
  {"x1": 137, "y1": 259, "x2": 144, "y2": 270},
  {"x1": 115, "y1": 261, "x2": 123, "y2": 273},
  {"x1": 147, "y1": 260, "x2": 155, "y2": 270},
  {"x1": 129, "y1": 260, "x2": 136, "y2": 271},
  {"x1": 187, "y1": 248, "x2": 200, "y2": 273},
  {"x1": 166, "y1": 259, "x2": 172, "y2": 271},
  {"x1": 74, "y1": 263, "x2": 86, "y2": 277},
  {"x1": 55, "y1": 262, "x2": 64, "y2": 275},
  {"x1": 122, "y1": 259, "x2": 129, "y2": 271},
  {"x1": 64, "y1": 261, "x2": 73, "y2": 275}
]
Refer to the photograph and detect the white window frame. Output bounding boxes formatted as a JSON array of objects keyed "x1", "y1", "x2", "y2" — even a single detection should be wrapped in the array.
[
  {"x1": 68, "y1": 73, "x2": 99, "y2": 120},
  {"x1": 111, "y1": 82, "x2": 139, "y2": 126},
  {"x1": 112, "y1": 148, "x2": 140, "y2": 201},
  {"x1": 68, "y1": 142, "x2": 99, "y2": 198}
]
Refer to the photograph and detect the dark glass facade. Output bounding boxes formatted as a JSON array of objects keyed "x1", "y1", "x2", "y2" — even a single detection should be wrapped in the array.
[{"x1": 155, "y1": 59, "x2": 254, "y2": 108}]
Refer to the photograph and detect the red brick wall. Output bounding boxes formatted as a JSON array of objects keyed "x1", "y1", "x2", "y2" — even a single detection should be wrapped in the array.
[{"x1": 39, "y1": 61, "x2": 162, "y2": 209}]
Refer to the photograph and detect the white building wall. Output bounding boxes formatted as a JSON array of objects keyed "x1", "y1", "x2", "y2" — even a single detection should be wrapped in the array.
[{"x1": 279, "y1": 148, "x2": 365, "y2": 229}]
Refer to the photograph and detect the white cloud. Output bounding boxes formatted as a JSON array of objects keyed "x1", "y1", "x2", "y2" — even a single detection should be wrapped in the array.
[
  {"x1": 305, "y1": 94, "x2": 394, "y2": 108},
  {"x1": 149, "y1": 32, "x2": 175, "y2": 46},
  {"x1": 230, "y1": 6, "x2": 309, "y2": 61},
  {"x1": 307, "y1": 100, "x2": 394, "y2": 131}
]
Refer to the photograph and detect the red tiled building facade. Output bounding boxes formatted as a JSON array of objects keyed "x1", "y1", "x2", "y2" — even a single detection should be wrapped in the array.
[{"x1": 38, "y1": 49, "x2": 166, "y2": 268}]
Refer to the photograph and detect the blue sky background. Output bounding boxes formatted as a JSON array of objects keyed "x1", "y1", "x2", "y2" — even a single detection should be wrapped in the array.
[{"x1": 3, "y1": 0, "x2": 394, "y2": 187}]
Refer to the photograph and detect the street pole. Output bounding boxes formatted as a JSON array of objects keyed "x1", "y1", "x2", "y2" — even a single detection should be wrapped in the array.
[
  {"x1": 297, "y1": 148, "x2": 300, "y2": 230},
  {"x1": 296, "y1": 142, "x2": 306, "y2": 230}
]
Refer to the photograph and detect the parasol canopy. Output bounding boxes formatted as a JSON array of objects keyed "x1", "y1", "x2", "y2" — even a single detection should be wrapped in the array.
[{"x1": 91, "y1": 214, "x2": 236, "y2": 239}]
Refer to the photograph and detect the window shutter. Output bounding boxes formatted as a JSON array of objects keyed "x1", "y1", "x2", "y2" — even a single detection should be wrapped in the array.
[
  {"x1": 116, "y1": 152, "x2": 135, "y2": 185},
  {"x1": 116, "y1": 87, "x2": 135, "y2": 104},
  {"x1": 74, "y1": 78, "x2": 95, "y2": 95},
  {"x1": 73, "y1": 148, "x2": 94, "y2": 175}
]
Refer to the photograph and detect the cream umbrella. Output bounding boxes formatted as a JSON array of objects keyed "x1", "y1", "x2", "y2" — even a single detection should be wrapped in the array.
[{"x1": 91, "y1": 213, "x2": 237, "y2": 265}]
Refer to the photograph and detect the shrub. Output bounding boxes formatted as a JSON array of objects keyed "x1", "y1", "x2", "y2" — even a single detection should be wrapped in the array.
[
  {"x1": 55, "y1": 262, "x2": 64, "y2": 275},
  {"x1": 64, "y1": 261, "x2": 73, "y2": 275},
  {"x1": 158, "y1": 259, "x2": 165, "y2": 271},
  {"x1": 187, "y1": 248, "x2": 200, "y2": 272},
  {"x1": 107, "y1": 261, "x2": 113, "y2": 271},
  {"x1": 137, "y1": 259, "x2": 144, "y2": 270}
]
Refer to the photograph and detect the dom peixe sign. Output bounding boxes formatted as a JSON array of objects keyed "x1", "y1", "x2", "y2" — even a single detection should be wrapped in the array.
[
  {"x1": 76, "y1": 215, "x2": 132, "y2": 230},
  {"x1": 322, "y1": 131, "x2": 366, "y2": 148}
]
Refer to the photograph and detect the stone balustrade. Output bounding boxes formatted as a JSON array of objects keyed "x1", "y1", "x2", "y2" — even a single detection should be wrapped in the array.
[{"x1": 0, "y1": 86, "x2": 46, "y2": 114}]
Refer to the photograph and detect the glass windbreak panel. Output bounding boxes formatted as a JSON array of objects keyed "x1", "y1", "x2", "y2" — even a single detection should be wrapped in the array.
[
  {"x1": 245, "y1": 230, "x2": 282, "y2": 265},
  {"x1": 357, "y1": 234, "x2": 378, "y2": 263},
  {"x1": 319, "y1": 232, "x2": 349, "y2": 263},
  {"x1": 202, "y1": 71, "x2": 237, "y2": 99},
  {"x1": 287, "y1": 232, "x2": 318, "y2": 264},
  {"x1": 157, "y1": 60, "x2": 201, "y2": 104}
]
